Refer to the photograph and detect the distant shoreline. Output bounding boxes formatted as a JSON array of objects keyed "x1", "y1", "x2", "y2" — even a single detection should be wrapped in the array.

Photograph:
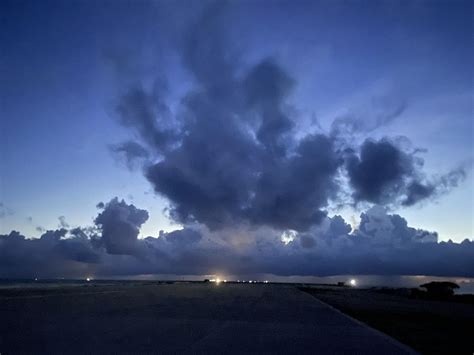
[{"x1": 1, "y1": 277, "x2": 472, "y2": 295}]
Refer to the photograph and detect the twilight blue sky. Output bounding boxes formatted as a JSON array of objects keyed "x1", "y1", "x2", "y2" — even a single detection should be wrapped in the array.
[
  {"x1": 1, "y1": 0, "x2": 473, "y2": 279},
  {"x1": 2, "y1": 0, "x2": 472, "y2": 240}
]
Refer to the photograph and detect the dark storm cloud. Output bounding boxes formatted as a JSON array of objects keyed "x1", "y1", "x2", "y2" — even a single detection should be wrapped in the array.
[
  {"x1": 345, "y1": 138, "x2": 419, "y2": 204},
  {"x1": 54, "y1": 235, "x2": 100, "y2": 264},
  {"x1": 342, "y1": 138, "x2": 459, "y2": 207},
  {"x1": 243, "y1": 59, "x2": 295, "y2": 155},
  {"x1": 107, "y1": 2, "x2": 471, "y2": 235},
  {"x1": 249, "y1": 134, "x2": 341, "y2": 231},
  {"x1": 344, "y1": 138, "x2": 468, "y2": 207},
  {"x1": 0, "y1": 229, "x2": 100, "y2": 278},
  {"x1": 110, "y1": 5, "x2": 347, "y2": 232}
]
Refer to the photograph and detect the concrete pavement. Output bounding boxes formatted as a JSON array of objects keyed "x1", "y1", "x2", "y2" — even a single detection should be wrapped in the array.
[{"x1": 0, "y1": 283, "x2": 415, "y2": 354}]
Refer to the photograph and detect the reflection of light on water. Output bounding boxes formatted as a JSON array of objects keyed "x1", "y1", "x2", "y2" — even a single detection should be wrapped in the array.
[{"x1": 349, "y1": 279, "x2": 357, "y2": 287}]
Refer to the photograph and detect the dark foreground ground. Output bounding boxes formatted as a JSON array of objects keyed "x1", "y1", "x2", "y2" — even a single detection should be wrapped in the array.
[
  {"x1": 0, "y1": 282, "x2": 414, "y2": 354},
  {"x1": 301, "y1": 286, "x2": 474, "y2": 355}
]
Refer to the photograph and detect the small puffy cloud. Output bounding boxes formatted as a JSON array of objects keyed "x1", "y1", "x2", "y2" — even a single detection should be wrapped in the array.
[
  {"x1": 0, "y1": 203, "x2": 14, "y2": 218},
  {"x1": 58, "y1": 216, "x2": 70, "y2": 229},
  {"x1": 110, "y1": 141, "x2": 150, "y2": 170},
  {"x1": 355, "y1": 206, "x2": 438, "y2": 246},
  {"x1": 94, "y1": 198, "x2": 149, "y2": 255}
]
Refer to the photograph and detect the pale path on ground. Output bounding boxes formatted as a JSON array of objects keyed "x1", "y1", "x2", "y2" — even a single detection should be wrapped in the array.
[{"x1": 0, "y1": 284, "x2": 415, "y2": 354}]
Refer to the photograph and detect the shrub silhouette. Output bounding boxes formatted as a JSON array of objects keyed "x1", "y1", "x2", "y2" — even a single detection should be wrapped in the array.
[{"x1": 420, "y1": 281, "x2": 459, "y2": 297}]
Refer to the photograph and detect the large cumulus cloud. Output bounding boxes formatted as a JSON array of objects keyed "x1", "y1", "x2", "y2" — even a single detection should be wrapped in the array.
[{"x1": 109, "y1": 3, "x2": 467, "y2": 234}]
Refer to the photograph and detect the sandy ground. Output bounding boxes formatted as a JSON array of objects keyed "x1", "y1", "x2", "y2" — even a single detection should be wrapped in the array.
[
  {"x1": 0, "y1": 282, "x2": 413, "y2": 354},
  {"x1": 301, "y1": 287, "x2": 474, "y2": 355}
]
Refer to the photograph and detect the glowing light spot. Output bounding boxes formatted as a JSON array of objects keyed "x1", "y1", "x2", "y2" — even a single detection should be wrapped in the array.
[
  {"x1": 86, "y1": 277, "x2": 91, "y2": 282},
  {"x1": 216, "y1": 278, "x2": 221, "y2": 284},
  {"x1": 349, "y1": 279, "x2": 357, "y2": 286},
  {"x1": 281, "y1": 230, "x2": 297, "y2": 245}
]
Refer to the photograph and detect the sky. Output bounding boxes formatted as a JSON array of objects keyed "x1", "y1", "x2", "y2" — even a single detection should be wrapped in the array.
[{"x1": 0, "y1": 0, "x2": 473, "y2": 280}]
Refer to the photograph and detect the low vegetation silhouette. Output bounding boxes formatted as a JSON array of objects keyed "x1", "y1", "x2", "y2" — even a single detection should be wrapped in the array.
[{"x1": 420, "y1": 281, "x2": 460, "y2": 297}]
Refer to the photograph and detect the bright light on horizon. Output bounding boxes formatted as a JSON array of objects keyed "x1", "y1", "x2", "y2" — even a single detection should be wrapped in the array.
[{"x1": 350, "y1": 279, "x2": 357, "y2": 287}]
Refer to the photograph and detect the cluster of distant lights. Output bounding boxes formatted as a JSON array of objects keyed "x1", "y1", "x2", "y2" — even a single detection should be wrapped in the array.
[
  {"x1": 33, "y1": 277, "x2": 95, "y2": 281},
  {"x1": 209, "y1": 278, "x2": 269, "y2": 284},
  {"x1": 208, "y1": 278, "x2": 357, "y2": 286},
  {"x1": 33, "y1": 276, "x2": 356, "y2": 287}
]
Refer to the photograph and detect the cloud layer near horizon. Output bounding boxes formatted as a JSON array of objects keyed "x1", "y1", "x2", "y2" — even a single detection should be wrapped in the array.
[{"x1": 1, "y1": 198, "x2": 473, "y2": 278}]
